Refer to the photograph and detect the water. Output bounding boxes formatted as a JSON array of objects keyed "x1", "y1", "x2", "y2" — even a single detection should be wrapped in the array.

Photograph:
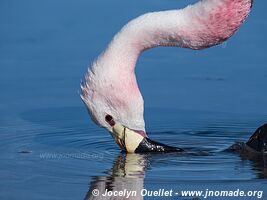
[{"x1": 1, "y1": 0, "x2": 267, "y2": 199}]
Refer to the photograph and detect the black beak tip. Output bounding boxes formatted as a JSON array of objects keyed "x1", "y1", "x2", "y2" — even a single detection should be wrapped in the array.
[{"x1": 134, "y1": 137, "x2": 184, "y2": 153}]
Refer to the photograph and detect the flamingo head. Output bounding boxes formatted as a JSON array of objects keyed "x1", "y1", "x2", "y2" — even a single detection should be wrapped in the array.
[
  {"x1": 81, "y1": 61, "x2": 183, "y2": 153},
  {"x1": 80, "y1": 60, "x2": 148, "y2": 152}
]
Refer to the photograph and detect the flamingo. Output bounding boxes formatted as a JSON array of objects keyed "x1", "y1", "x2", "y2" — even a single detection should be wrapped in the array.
[{"x1": 81, "y1": 0, "x2": 253, "y2": 153}]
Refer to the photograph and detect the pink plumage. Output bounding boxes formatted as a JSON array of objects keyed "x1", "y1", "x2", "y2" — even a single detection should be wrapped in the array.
[{"x1": 81, "y1": 0, "x2": 252, "y2": 135}]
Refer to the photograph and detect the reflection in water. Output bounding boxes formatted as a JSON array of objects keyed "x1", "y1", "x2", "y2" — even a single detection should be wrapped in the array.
[
  {"x1": 224, "y1": 142, "x2": 267, "y2": 179},
  {"x1": 225, "y1": 122, "x2": 267, "y2": 179},
  {"x1": 239, "y1": 149, "x2": 267, "y2": 179},
  {"x1": 84, "y1": 153, "x2": 149, "y2": 200},
  {"x1": 85, "y1": 148, "x2": 267, "y2": 200}
]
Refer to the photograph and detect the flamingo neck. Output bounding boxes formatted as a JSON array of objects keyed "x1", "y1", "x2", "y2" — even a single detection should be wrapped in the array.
[
  {"x1": 95, "y1": 0, "x2": 252, "y2": 74},
  {"x1": 99, "y1": 32, "x2": 140, "y2": 74},
  {"x1": 82, "y1": 0, "x2": 252, "y2": 132}
]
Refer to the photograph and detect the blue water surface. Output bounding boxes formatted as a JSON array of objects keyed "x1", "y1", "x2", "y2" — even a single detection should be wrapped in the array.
[{"x1": 0, "y1": 0, "x2": 267, "y2": 199}]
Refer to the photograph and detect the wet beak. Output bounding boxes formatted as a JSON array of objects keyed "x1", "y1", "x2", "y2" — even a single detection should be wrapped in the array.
[
  {"x1": 110, "y1": 124, "x2": 184, "y2": 153},
  {"x1": 110, "y1": 124, "x2": 144, "y2": 153}
]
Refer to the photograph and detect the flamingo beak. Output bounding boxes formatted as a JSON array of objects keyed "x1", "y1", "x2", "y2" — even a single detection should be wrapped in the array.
[
  {"x1": 110, "y1": 124, "x2": 184, "y2": 153},
  {"x1": 110, "y1": 124, "x2": 144, "y2": 153}
]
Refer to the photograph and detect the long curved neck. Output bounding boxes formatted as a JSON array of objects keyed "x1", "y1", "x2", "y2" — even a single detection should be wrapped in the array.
[
  {"x1": 95, "y1": 0, "x2": 252, "y2": 74},
  {"x1": 82, "y1": 0, "x2": 252, "y2": 132}
]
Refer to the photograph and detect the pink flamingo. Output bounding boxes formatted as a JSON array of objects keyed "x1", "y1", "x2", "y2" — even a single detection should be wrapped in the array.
[{"x1": 81, "y1": 0, "x2": 253, "y2": 153}]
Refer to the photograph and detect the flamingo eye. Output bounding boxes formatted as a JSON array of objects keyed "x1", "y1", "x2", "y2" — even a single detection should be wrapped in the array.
[{"x1": 105, "y1": 114, "x2": 115, "y2": 126}]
